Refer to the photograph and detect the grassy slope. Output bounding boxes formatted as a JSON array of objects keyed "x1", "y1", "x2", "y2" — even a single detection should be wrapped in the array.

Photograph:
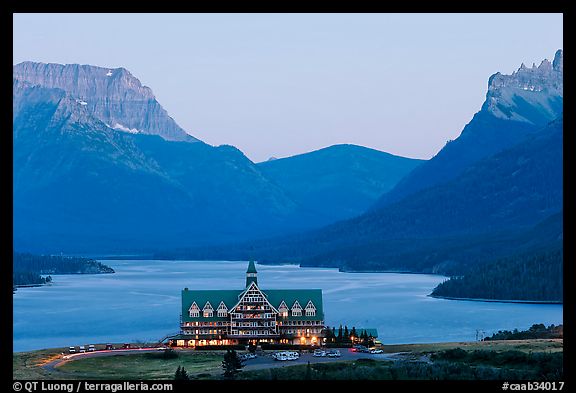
[{"x1": 13, "y1": 340, "x2": 562, "y2": 380}]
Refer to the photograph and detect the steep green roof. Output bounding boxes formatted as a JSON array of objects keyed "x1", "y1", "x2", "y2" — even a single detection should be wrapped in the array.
[
  {"x1": 246, "y1": 260, "x2": 257, "y2": 273},
  {"x1": 181, "y1": 289, "x2": 241, "y2": 322},
  {"x1": 356, "y1": 328, "x2": 379, "y2": 338},
  {"x1": 181, "y1": 287, "x2": 324, "y2": 322},
  {"x1": 265, "y1": 289, "x2": 324, "y2": 320}
]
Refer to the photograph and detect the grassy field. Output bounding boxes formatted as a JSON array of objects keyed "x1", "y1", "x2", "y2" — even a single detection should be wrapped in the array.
[
  {"x1": 57, "y1": 352, "x2": 223, "y2": 380},
  {"x1": 373, "y1": 339, "x2": 563, "y2": 356},
  {"x1": 13, "y1": 339, "x2": 563, "y2": 380},
  {"x1": 13, "y1": 347, "x2": 70, "y2": 380}
]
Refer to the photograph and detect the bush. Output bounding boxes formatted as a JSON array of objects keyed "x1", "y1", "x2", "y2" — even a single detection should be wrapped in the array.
[
  {"x1": 144, "y1": 349, "x2": 179, "y2": 360},
  {"x1": 434, "y1": 348, "x2": 468, "y2": 361}
]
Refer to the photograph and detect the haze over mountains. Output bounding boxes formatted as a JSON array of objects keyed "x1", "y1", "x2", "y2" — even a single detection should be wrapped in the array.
[
  {"x1": 161, "y1": 50, "x2": 563, "y2": 286},
  {"x1": 258, "y1": 145, "x2": 423, "y2": 223},
  {"x1": 13, "y1": 48, "x2": 563, "y2": 292},
  {"x1": 13, "y1": 62, "x2": 422, "y2": 252}
]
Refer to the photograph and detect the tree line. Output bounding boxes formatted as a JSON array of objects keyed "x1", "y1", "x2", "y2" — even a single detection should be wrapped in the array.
[
  {"x1": 13, "y1": 252, "x2": 115, "y2": 290},
  {"x1": 483, "y1": 324, "x2": 563, "y2": 341},
  {"x1": 431, "y1": 247, "x2": 562, "y2": 302},
  {"x1": 324, "y1": 325, "x2": 375, "y2": 347}
]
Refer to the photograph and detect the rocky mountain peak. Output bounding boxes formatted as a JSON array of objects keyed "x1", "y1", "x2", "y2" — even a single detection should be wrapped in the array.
[
  {"x1": 553, "y1": 49, "x2": 563, "y2": 72},
  {"x1": 13, "y1": 61, "x2": 200, "y2": 143},
  {"x1": 483, "y1": 50, "x2": 563, "y2": 124}
]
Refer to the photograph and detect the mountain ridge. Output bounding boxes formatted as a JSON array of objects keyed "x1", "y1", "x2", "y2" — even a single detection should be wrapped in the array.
[
  {"x1": 372, "y1": 49, "x2": 563, "y2": 209},
  {"x1": 257, "y1": 144, "x2": 423, "y2": 223},
  {"x1": 13, "y1": 61, "x2": 199, "y2": 143}
]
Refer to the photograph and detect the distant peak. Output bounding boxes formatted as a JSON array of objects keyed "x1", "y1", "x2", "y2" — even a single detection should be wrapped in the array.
[
  {"x1": 13, "y1": 61, "x2": 201, "y2": 143},
  {"x1": 553, "y1": 49, "x2": 563, "y2": 72},
  {"x1": 484, "y1": 50, "x2": 563, "y2": 124}
]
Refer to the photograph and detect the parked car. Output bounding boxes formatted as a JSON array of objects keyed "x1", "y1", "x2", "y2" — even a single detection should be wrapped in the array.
[
  {"x1": 105, "y1": 344, "x2": 114, "y2": 350},
  {"x1": 313, "y1": 349, "x2": 326, "y2": 357},
  {"x1": 326, "y1": 349, "x2": 341, "y2": 357},
  {"x1": 273, "y1": 351, "x2": 298, "y2": 361},
  {"x1": 370, "y1": 348, "x2": 383, "y2": 354},
  {"x1": 239, "y1": 353, "x2": 256, "y2": 361},
  {"x1": 273, "y1": 352, "x2": 288, "y2": 361},
  {"x1": 286, "y1": 351, "x2": 299, "y2": 360},
  {"x1": 79, "y1": 346, "x2": 86, "y2": 353},
  {"x1": 88, "y1": 344, "x2": 95, "y2": 352},
  {"x1": 68, "y1": 346, "x2": 76, "y2": 354},
  {"x1": 123, "y1": 343, "x2": 131, "y2": 349},
  {"x1": 352, "y1": 345, "x2": 370, "y2": 353}
]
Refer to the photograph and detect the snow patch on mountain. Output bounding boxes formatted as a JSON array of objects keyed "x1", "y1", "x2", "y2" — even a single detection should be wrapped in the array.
[{"x1": 112, "y1": 123, "x2": 141, "y2": 134}]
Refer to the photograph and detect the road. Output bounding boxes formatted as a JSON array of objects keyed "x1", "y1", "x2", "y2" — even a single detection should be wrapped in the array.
[{"x1": 42, "y1": 348, "x2": 167, "y2": 374}]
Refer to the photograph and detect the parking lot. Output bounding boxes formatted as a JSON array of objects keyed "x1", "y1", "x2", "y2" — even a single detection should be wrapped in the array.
[{"x1": 241, "y1": 348, "x2": 401, "y2": 371}]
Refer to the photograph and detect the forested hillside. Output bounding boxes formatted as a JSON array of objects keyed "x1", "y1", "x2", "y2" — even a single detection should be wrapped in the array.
[
  {"x1": 13, "y1": 252, "x2": 114, "y2": 288},
  {"x1": 431, "y1": 247, "x2": 562, "y2": 302}
]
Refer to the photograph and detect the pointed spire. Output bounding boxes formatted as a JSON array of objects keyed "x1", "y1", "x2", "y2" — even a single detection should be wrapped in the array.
[
  {"x1": 246, "y1": 260, "x2": 258, "y2": 287},
  {"x1": 247, "y1": 260, "x2": 257, "y2": 274}
]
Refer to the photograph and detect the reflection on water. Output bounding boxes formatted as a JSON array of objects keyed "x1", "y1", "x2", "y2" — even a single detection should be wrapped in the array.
[{"x1": 13, "y1": 260, "x2": 563, "y2": 352}]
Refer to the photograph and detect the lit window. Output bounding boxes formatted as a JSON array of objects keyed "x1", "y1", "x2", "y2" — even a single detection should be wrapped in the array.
[
  {"x1": 203, "y1": 301, "x2": 214, "y2": 318},
  {"x1": 305, "y1": 300, "x2": 316, "y2": 316},
  {"x1": 189, "y1": 302, "x2": 200, "y2": 318},
  {"x1": 291, "y1": 301, "x2": 302, "y2": 317}
]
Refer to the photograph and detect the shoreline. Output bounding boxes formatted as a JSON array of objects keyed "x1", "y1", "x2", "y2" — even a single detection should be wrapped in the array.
[
  {"x1": 429, "y1": 294, "x2": 562, "y2": 305},
  {"x1": 14, "y1": 283, "x2": 49, "y2": 289}
]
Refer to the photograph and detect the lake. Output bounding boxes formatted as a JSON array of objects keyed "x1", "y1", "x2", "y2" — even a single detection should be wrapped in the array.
[{"x1": 12, "y1": 260, "x2": 563, "y2": 352}]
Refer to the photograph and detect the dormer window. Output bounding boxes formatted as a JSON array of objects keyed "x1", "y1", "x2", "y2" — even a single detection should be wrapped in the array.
[
  {"x1": 305, "y1": 300, "x2": 316, "y2": 317},
  {"x1": 203, "y1": 301, "x2": 213, "y2": 318},
  {"x1": 217, "y1": 301, "x2": 228, "y2": 317},
  {"x1": 189, "y1": 302, "x2": 200, "y2": 318},
  {"x1": 278, "y1": 301, "x2": 289, "y2": 318},
  {"x1": 291, "y1": 301, "x2": 302, "y2": 317}
]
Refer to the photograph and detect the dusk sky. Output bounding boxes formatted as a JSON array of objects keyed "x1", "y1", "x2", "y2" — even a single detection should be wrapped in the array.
[{"x1": 13, "y1": 13, "x2": 563, "y2": 162}]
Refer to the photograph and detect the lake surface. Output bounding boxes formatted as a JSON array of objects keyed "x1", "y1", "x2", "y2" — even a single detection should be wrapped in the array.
[{"x1": 13, "y1": 260, "x2": 563, "y2": 352}]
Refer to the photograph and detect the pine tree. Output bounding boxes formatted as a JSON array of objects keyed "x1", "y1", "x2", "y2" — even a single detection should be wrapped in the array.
[
  {"x1": 174, "y1": 365, "x2": 189, "y2": 380},
  {"x1": 343, "y1": 326, "x2": 349, "y2": 341},
  {"x1": 337, "y1": 325, "x2": 343, "y2": 342},
  {"x1": 331, "y1": 327, "x2": 336, "y2": 342},
  {"x1": 222, "y1": 349, "x2": 244, "y2": 380},
  {"x1": 304, "y1": 361, "x2": 312, "y2": 380},
  {"x1": 361, "y1": 331, "x2": 369, "y2": 347},
  {"x1": 350, "y1": 327, "x2": 357, "y2": 342}
]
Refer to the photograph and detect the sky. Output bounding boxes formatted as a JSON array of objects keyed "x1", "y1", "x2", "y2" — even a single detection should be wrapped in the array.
[{"x1": 13, "y1": 13, "x2": 563, "y2": 162}]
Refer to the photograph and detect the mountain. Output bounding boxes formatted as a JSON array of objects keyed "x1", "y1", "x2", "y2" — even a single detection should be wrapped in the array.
[
  {"x1": 154, "y1": 52, "x2": 564, "y2": 271},
  {"x1": 13, "y1": 61, "x2": 199, "y2": 142},
  {"x1": 13, "y1": 62, "x2": 422, "y2": 253},
  {"x1": 159, "y1": 115, "x2": 563, "y2": 271},
  {"x1": 373, "y1": 50, "x2": 563, "y2": 209},
  {"x1": 257, "y1": 144, "x2": 423, "y2": 224},
  {"x1": 13, "y1": 65, "x2": 306, "y2": 252}
]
